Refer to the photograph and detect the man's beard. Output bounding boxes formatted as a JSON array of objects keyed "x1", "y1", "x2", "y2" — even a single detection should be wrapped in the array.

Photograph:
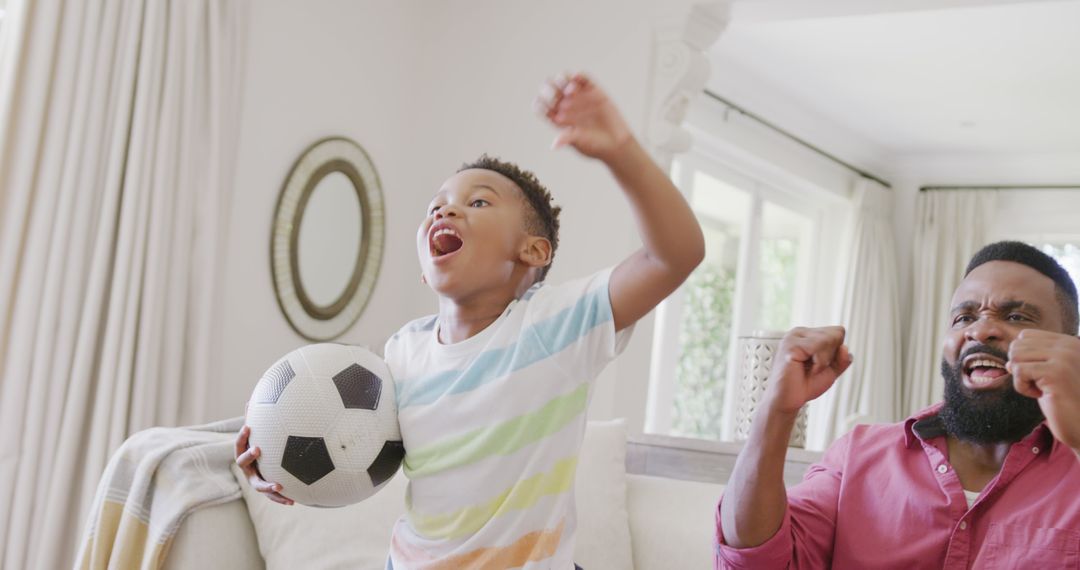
[{"x1": 939, "y1": 344, "x2": 1044, "y2": 444}]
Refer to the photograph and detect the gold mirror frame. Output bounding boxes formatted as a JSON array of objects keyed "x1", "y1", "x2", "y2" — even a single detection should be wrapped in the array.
[{"x1": 270, "y1": 137, "x2": 384, "y2": 341}]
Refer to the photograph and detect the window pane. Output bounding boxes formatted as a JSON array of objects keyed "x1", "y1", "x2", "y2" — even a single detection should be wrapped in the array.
[
  {"x1": 1040, "y1": 242, "x2": 1080, "y2": 292},
  {"x1": 756, "y1": 202, "x2": 812, "y2": 332},
  {"x1": 691, "y1": 171, "x2": 751, "y2": 227},
  {"x1": 671, "y1": 173, "x2": 749, "y2": 439}
]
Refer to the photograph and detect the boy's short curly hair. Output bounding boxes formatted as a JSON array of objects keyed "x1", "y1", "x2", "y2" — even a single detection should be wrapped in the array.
[{"x1": 459, "y1": 155, "x2": 562, "y2": 282}]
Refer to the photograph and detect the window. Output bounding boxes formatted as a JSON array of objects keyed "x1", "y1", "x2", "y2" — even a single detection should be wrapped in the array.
[
  {"x1": 648, "y1": 150, "x2": 833, "y2": 441},
  {"x1": 1041, "y1": 242, "x2": 1080, "y2": 292}
]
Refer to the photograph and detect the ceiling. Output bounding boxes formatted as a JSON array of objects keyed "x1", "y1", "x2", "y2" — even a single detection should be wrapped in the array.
[{"x1": 706, "y1": 0, "x2": 1080, "y2": 160}]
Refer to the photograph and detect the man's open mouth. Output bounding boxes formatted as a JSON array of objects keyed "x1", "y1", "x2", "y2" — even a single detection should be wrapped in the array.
[
  {"x1": 429, "y1": 224, "x2": 464, "y2": 257},
  {"x1": 962, "y1": 354, "x2": 1010, "y2": 388}
]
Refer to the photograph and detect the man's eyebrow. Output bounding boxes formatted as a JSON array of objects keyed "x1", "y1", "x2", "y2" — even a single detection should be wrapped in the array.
[
  {"x1": 948, "y1": 299, "x2": 1044, "y2": 316},
  {"x1": 997, "y1": 299, "x2": 1043, "y2": 316},
  {"x1": 950, "y1": 301, "x2": 980, "y2": 314}
]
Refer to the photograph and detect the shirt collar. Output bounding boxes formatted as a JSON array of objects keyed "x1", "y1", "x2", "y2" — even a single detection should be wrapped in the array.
[
  {"x1": 903, "y1": 403, "x2": 1056, "y2": 454},
  {"x1": 904, "y1": 403, "x2": 944, "y2": 448}
]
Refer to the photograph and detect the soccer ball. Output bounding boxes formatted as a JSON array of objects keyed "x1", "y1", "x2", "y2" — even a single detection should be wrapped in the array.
[{"x1": 246, "y1": 343, "x2": 404, "y2": 507}]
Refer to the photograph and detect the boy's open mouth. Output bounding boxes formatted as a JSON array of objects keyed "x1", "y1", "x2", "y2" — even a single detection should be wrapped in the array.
[
  {"x1": 962, "y1": 353, "x2": 1010, "y2": 390},
  {"x1": 429, "y1": 224, "x2": 464, "y2": 257}
]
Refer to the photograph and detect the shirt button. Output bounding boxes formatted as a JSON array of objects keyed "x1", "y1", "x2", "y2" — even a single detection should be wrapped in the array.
[
  {"x1": 959, "y1": 521, "x2": 968, "y2": 530},
  {"x1": 937, "y1": 464, "x2": 948, "y2": 474},
  {"x1": 1032, "y1": 447, "x2": 1040, "y2": 454}
]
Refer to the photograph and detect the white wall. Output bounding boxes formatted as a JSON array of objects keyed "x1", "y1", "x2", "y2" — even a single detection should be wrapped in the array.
[{"x1": 210, "y1": 0, "x2": 701, "y2": 430}]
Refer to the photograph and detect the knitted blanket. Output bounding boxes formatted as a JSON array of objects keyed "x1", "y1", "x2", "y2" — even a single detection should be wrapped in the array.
[{"x1": 75, "y1": 416, "x2": 244, "y2": 570}]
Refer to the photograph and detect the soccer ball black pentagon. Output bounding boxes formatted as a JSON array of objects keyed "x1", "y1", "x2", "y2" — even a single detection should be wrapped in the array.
[{"x1": 246, "y1": 344, "x2": 404, "y2": 507}]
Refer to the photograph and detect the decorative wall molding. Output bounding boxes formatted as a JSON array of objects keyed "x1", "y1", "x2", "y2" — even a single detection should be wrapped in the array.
[{"x1": 644, "y1": 2, "x2": 731, "y2": 168}]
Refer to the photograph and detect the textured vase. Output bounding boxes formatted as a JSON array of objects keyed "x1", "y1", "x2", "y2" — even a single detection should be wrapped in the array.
[{"x1": 734, "y1": 332, "x2": 808, "y2": 448}]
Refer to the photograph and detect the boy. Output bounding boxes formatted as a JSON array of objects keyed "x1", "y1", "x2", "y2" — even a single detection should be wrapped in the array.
[{"x1": 236, "y1": 73, "x2": 705, "y2": 569}]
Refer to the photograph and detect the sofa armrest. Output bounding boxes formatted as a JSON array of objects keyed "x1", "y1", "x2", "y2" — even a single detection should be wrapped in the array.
[{"x1": 163, "y1": 499, "x2": 264, "y2": 570}]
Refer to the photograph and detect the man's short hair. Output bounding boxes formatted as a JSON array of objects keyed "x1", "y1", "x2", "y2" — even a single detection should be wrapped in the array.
[
  {"x1": 965, "y1": 241, "x2": 1079, "y2": 334},
  {"x1": 459, "y1": 155, "x2": 562, "y2": 282}
]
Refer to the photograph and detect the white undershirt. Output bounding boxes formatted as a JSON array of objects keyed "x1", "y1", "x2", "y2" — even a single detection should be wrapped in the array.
[{"x1": 963, "y1": 488, "x2": 981, "y2": 509}]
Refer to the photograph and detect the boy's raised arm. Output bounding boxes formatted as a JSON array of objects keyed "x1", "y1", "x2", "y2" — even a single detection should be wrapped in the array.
[{"x1": 537, "y1": 73, "x2": 705, "y2": 331}]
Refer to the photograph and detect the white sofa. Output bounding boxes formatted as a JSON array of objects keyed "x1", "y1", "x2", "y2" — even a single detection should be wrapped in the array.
[{"x1": 161, "y1": 420, "x2": 739, "y2": 570}]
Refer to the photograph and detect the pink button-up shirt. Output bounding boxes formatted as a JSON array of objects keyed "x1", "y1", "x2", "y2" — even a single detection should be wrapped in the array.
[{"x1": 715, "y1": 405, "x2": 1080, "y2": 569}]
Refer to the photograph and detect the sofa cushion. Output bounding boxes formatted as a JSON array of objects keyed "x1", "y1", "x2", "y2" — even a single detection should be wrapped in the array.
[
  {"x1": 234, "y1": 419, "x2": 634, "y2": 569},
  {"x1": 233, "y1": 461, "x2": 406, "y2": 570},
  {"x1": 573, "y1": 418, "x2": 634, "y2": 569},
  {"x1": 626, "y1": 473, "x2": 724, "y2": 570}
]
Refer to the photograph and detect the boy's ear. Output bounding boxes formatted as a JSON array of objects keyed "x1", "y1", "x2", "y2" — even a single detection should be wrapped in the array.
[{"x1": 519, "y1": 236, "x2": 552, "y2": 269}]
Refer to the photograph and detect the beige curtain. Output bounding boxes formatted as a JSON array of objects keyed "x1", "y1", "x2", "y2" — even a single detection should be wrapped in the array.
[
  {"x1": 902, "y1": 189, "x2": 998, "y2": 415},
  {"x1": 0, "y1": 1, "x2": 249, "y2": 568},
  {"x1": 807, "y1": 179, "x2": 903, "y2": 449}
]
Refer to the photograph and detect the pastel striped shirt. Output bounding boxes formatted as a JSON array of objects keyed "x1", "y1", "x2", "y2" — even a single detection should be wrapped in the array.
[{"x1": 384, "y1": 269, "x2": 631, "y2": 569}]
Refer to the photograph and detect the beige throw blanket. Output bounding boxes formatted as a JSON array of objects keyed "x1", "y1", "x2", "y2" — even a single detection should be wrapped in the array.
[{"x1": 75, "y1": 417, "x2": 245, "y2": 570}]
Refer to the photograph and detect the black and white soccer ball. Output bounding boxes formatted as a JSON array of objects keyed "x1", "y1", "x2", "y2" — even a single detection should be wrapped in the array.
[{"x1": 246, "y1": 343, "x2": 404, "y2": 508}]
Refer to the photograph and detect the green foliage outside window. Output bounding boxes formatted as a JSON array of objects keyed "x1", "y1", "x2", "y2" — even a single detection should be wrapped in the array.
[
  {"x1": 672, "y1": 263, "x2": 735, "y2": 439},
  {"x1": 758, "y1": 238, "x2": 797, "y2": 333}
]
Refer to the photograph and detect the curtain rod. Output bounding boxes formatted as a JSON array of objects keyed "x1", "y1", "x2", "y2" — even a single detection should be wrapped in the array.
[
  {"x1": 920, "y1": 185, "x2": 1080, "y2": 192},
  {"x1": 703, "y1": 89, "x2": 893, "y2": 190}
]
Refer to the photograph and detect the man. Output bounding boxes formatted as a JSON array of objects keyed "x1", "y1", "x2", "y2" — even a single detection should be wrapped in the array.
[{"x1": 716, "y1": 241, "x2": 1080, "y2": 569}]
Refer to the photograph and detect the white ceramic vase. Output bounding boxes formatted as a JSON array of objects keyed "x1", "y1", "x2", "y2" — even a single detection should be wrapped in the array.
[{"x1": 734, "y1": 331, "x2": 808, "y2": 448}]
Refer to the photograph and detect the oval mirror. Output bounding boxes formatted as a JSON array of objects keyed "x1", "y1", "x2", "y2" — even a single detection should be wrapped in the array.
[
  {"x1": 297, "y1": 171, "x2": 362, "y2": 308},
  {"x1": 271, "y1": 137, "x2": 384, "y2": 341}
]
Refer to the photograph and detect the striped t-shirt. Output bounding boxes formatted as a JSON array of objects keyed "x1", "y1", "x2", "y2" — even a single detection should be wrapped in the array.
[{"x1": 384, "y1": 268, "x2": 631, "y2": 569}]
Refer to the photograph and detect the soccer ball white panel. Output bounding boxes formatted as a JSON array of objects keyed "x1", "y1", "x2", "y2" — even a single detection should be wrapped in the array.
[
  {"x1": 245, "y1": 404, "x2": 287, "y2": 481},
  {"x1": 327, "y1": 409, "x2": 382, "y2": 472},
  {"x1": 298, "y1": 343, "x2": 357, "y2": 377},
  {"x1": 298, "y1": 467, "x2": 366, "y2": 508},
  {"x1": 277, "y1": 376, "x2": 344, "y2": 437},
  {"x1": 250, "y1": 357, "x2": 295, "y2": 405}
]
